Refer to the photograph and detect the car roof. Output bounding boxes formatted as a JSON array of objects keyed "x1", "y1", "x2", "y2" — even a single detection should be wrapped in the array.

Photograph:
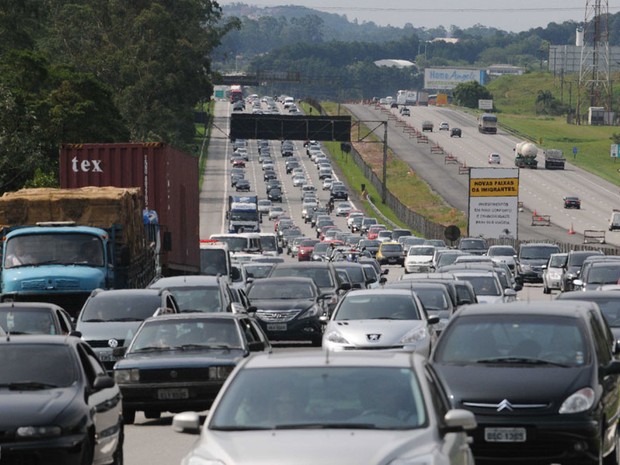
[
  {"x1": 0, "y1": 334, "x2": 77, "y2": 346},
  {"x1": 0, "y1": 302, "x2": 66, "y2": 311},
  {"x1": 456, "y1": 300, "x2": 597, "y2": 318},
  {"x1": 149, "y1": 275, "x2": 222, "y2": 287},
  {"x1": 240, "y1": 349, "x2": 419, "y2": 369}
]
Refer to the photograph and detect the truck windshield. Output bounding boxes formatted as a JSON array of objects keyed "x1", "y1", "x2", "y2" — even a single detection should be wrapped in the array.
[
  {"x1": 4, "y1": 234, "x2": 104, "y2": 269},
  {"x1": 229, "y1": 211, "x2": 259, "y2": 221},
  {"x1": 200, "y1": 249, "x2": 228, "y2": 276}
]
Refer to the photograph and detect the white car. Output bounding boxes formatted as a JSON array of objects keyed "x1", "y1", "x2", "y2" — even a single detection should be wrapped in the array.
[
  {"x1": 292, "y1": 175, "x2": 306, "y2": 187},
  {"x1": 172, "y1": 350, "x2": 476, "y2": 465},
  {"x1": 404, "y1": 245, "x2": 435, "y2": 273},
  {"x1": 268, "y1": 206, "x2": 285, "y2": 220},
  {"x1": 257, "y1": 199, "x2": 272, "y2": 215},
  {"x1": 543, "y1": 252, "x2": 568, "y2": 294},
  {"x1": 323, "y1": 289, "x2": 438, "y2": 355},
  {"x1": 488, "y1": 152, "x2": 501, "y2": 164},
  {"x1": 439, "y1": 122, "x2": 449, "y2": 131},
  {"x1": 485, "y1": 244, "x2": 517, "y2": 272},
  {"x1": 334, "y1": 202, "x2": 353, "y2": 216},
  {"x1": 322, "y1": 177, "x2": 333, "y2": 190}
]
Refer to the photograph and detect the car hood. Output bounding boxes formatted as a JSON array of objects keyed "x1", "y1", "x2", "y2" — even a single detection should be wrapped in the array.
[
  {"x1": 326, "y1": 320, "x2": 427, "y2": 346},
  {"x1": 0, "y1": 385, "x2": 79, "y2": 428},
  {"x1": 520, "y1": 258, "x2": 548, "y2": 266},
  {"x1": 474, "y1": 295, "x2": 505, "y2": 304},
  {"x1": 193, "y1": 428, "x2": 441, "y2": 465},
  {"x1": 116, "y1": 350, "x2": 244, "y2": 370},
  {"x1": 433, "y1": 364, "x2": 590, "y2": 407},
  {"x1": 77, "y1": 321, "x2": 144, "y2": 340},
  {"x1": 252, "y1": 299, "x2": 317, "y2": 311}
]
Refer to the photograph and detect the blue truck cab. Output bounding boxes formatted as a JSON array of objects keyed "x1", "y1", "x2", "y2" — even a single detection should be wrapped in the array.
[{"x1": 1, "y1": 223, "x2": 128, "y2": 316}]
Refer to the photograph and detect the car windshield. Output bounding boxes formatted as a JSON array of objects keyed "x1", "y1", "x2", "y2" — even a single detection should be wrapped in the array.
[
  {"x1": 259, "y1": 236, "x2": 278, "y2": 252},
  {"x1": 460, "y1": 239, "x2": 486, "y2": 249},
  {"x1": 0, "y1": 345, "x2": 77, "y2": 387},
  {"x1": 568, "y1": 253, "x2": 601, "y2": 267},
  {"x1": 586, "y1": 265, "x2": 620, "y2": 285},
  {"x1": 434, "y1": 315, "x2": 589, "y2": 367},
  {"x1": 520, "y1": 245, "x2": 560, "y2": 260},
  {"x1": 248, "y1": 281, "x2": 316, "y2": 299},
  {"x1": 409, "y1": 247, "x2": 434, "y2": 256},
  {"x1": 335, "y1": 294, "x2": 420, "y2": 320},
  {"x1": 413, "y1": 289, "x2": 450, "y2": 311},
  {"x1": 81, "y1": 294, "x2": 162, "y2": 322},
  {"x1": 457, "y1": 276, "x2": 501, "y2": 296},
  {"x1": 0, "y1": 308, "x2": 58, "y2": 335},
  {"x1": 129, "y1": 319, "x2": 241, "y2": 352},
  {"x1": 548, "y1": 255, "x2": 567, "y2": 268},
  {"x1": 270, "y1": 267, "x2": 335, "y2": 288},
  {"x1": 487, "y1": 246, "x2": 516, "y2": 257},
  {"x1": 209, "y1": 366, "x2": 427, "y2": 430},
  {"x1": 381, "y1": 244, "x2": 402, "y2": 253},
  {"x1": 244, "y1": 264, "x2": 274, "y2": 279},
  {"x1": 165, "y1": 286, "x2": 223, "y2": 312}
]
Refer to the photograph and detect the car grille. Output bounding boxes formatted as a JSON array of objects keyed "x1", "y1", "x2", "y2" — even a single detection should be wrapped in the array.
[
  {"x1": 256, "y1": 309, "x2": 303, "y2": 322},
  {"x1": 139, "y1": 368, "x2": 213, "y2": 383},
  {"x1": 87, "y1": 339, "x2": 126, "y2": 348},
  {"x1": 462, "y1": 400, "x2": 548, "y2": 413}
]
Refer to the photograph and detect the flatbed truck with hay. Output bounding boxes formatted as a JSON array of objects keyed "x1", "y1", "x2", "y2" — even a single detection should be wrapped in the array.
[{"x1": 0, "y1": 187, "x2": 158, "y2": 317}]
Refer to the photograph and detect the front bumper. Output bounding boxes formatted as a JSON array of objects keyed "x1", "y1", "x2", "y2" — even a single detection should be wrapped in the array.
[{"x1": 119, "y1": 381, "x2": 224, "y2": 413}]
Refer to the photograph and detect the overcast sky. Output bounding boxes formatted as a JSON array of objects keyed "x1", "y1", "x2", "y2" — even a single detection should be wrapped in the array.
[{"x1": 220, "y1": 1, "x2": 620, "y2": 32}]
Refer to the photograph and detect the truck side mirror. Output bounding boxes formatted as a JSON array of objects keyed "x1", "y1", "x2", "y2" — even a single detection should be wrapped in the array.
[{"x1": 163, "y1": 232, "x2": 172, "y2": 252}]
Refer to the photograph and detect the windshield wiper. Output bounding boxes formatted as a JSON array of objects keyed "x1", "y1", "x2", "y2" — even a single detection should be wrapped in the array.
[
  {"x1": 82, "y1": 318, "x2": 105, "y2": 323},
  {"x1": 7, "y1": 381, "x2": 59, "y2": 390},
  {"x1": 107, "y1": 317, "x2": 144, "y2": 322},
  {"x1": 274, "y1": 423, "x2": 376, "y2": 430},
  {"x1": 132, "y1": 346, "x2": 171, "y2": 352},
  {"x1": 476, "y1": 357, "x2": 568, "y2": 367}
]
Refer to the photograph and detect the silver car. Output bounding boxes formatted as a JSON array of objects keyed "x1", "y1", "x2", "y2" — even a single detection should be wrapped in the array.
[
  {"x1": 173, "y1": 351, "x2": 476, "y2": 465},
  {"x1": 322, "y1": 288, "x2": 439, "y2": 355}
]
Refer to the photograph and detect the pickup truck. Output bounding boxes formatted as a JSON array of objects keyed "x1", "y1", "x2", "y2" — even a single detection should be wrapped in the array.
[{"x1": 422, "y1": 120, "x2": 434, "y2": 132}]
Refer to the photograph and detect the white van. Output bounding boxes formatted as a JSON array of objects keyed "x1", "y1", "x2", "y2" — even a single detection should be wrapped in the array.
[
  {"x1": 610, "y1": 210, "x2": 620, "y2": 231},
  {"x1": 283, "y1": 96, "x2": 295, "y2": 109}
]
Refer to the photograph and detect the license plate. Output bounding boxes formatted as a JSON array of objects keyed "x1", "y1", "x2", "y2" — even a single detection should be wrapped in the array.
[
  {"x1": 267, "y1": 323, "x2": 287, "y2": 331},
  {"x1": 485, "y1": 427, "x2": 526, "y2": 442},
  {"x1": 157, "y1": 388, "x2": 189, "y2": 400},
  {"x1": 97, "y1": 352, "x2": 117, "y2": 362},
  {"x1": 388, "y1": 258, "x2": 397, "y2": 263}
]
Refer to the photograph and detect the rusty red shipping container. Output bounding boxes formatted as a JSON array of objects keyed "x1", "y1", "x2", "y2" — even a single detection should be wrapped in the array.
[{"x1": 59, "y1": 142, "x2": 200, "y2": 275}]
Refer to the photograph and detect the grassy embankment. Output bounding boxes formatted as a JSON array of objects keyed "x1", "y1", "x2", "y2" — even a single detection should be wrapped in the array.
[
  {"x1": 303, "y1": 101, "x2": 467, "y2": 233},
  {"x1": 195, "y1": 100, "x2": 214, "y2": 190},
  {"x1": 308, "y1": 72, "x2": 620, "y2": 235}
]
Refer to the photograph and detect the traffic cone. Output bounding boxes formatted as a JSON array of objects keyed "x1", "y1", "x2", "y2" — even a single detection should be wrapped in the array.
[
  {"x1": 568, "y1": 223, "x2": 575, "y2": 235},
  {"x1": 533, "y1": 209, "x2": 537, "y2": 217}
]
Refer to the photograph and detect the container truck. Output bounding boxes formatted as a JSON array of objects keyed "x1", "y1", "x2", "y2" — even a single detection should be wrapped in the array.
[
  {"x1": 396, "y1": 90, "x2": 418, "y2": 106},
  {"x1": 59, "y1": 142, "x2": 200, "y2": 276},
  {"x1": 417, "y1": 91, "x2": 429, "y2": 106},
  {"x1": 514, "y1": 141, "x2": 538, "y2": 169},
  {"x1": 0, "y1": 187, "x2": 157, "y2": 317}
]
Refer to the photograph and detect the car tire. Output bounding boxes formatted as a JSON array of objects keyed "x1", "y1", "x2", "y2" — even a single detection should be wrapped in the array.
[
  {"x1": 123, "y1": 408, "x2": 136, "y2": 425},
  {"x1": 543, "y1": 283, "x2": 550, "y2": 294},
  {"x1": 144, "y1": 410, "x2": 161, "y2": 420},
  {"x1": 80, "y1": 431, "x2": 95, "y2": 465}
]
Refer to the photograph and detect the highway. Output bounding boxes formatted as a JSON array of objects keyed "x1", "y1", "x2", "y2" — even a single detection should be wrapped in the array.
[
  {"x1": 124, "y1": 98, "x2": 553, "y2": 464},
  {"x1": 346, "y1": 103, "x2": 620, "y2": 247}
]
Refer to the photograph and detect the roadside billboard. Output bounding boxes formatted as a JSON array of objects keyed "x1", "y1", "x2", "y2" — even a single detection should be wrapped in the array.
[
  {"x1": 468, "y1": 167, "x2": 520, "y2": 239},
  {"x1": 425, "y1": 68, "x2": 486, "y2": 90}
]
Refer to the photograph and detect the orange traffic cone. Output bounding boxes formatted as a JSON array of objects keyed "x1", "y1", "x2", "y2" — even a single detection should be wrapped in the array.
[
  {"x1": 568, "y1": 223, "x2": 575, "y2": 235},
  {"x1": 533, "y1": 209, "x2": 537, "y2": 217}
]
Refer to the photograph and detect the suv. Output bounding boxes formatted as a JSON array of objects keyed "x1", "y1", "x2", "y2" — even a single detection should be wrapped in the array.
[
  {"x1": 561, "y1": 250, "x2": 604, "y2": 291},
  {"x1": 422, "y1": 120, "x2": 434, "y2": 132},
  {"x1": 77, "y1": 288, "x2": 179, "y2": 372},
  {"x1": 516, "y1": 242, "x2": 561, "y2": 283},
  {"x1": 450, "y1": 127, "x2": 462, "y2": 137}
]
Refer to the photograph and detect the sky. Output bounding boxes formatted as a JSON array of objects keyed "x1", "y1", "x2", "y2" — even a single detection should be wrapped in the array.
[{"x1": 219, "y1": 1, "x2": 620, "y2": 32}]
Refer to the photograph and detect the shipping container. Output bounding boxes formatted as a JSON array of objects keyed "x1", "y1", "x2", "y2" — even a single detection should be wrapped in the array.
[{"x1": 59, "y1": 142, "x2": 200, "y2": 275}]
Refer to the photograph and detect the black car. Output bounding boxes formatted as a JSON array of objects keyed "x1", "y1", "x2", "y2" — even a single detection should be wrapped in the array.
[
  {"x1": 267, "y1": 187, "x2": 282, "y2": 202},
  {"x1": 246, "y1": 277, "x2": 330, "y2": 346},
  {"x1": 0, "y1": 335, "x2": 123, "y2": 464},
  {"x1": 263, "y1": 170, "x2": 277, "y2": 181},
  {"x1": 0, "y1": 302, "x2": 76, "y2": 336},
  {"x1": 457, "y1": 237, "x2": 488, "y2": 255},
  {"x1": 431, "y1": 301, "x2": 620, "y2": 465},
  {"x1": 235, "y1": 178, "x2": 251, "y2": 192},
  {"x1": 330, "y1": 188, "x2": 349, "y2": 200},
  {"x1": 560, "y1": 250, "x2": 604, "y2": 291},
  {"x1": 148, "y1": 275, "x2": 243, "y2": 313},
  {"x1": 564, "y1": 196, "x2": 581, "y2": 209},
  {"x1": 265, "y1": 179, "x2": 282, "y2": 194},
  {"x1": 557, "y1": 290, "x2": 620, "y2": 344},
  {"x1": 450, "y1": 127, "x2": 462, "y2": 137},
  {"x1": 268, "y1": 262, "x2": 351, "y2": 316},
  {"x1": 77, "y1": 288, "x2": 180, "y2": 372},
  {"x1": 113, "y1": 313, "x2": 271, "y2": 424},
  {"x1": 516, "y1": 242, "x2": 561, "y2": 283}
]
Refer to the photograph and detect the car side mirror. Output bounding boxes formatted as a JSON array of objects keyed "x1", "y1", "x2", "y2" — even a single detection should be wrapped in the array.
[
  {"x1": 93, "y1": 374, "x2": 115, "y2": 391},
  {"x1": 112, "y1": 346, "x2": 127, "y2": 358},
  {"x1": 230, "y1": 267, "x2": 241, "y2": 281},
  {"x1": 427, "y1": 315, "x2": 440, "y2": 325},
  {"x1": 247, "y1": 341, "x2": 265, "y2": 352}
]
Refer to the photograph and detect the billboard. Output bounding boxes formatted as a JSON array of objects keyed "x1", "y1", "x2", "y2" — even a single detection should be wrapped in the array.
[
  {"x1": 468, "y1": 167, "x2": 520, "y2": 239},
  {"x1": 425, "y1": 68, "x2": 486, "y2": 90}
]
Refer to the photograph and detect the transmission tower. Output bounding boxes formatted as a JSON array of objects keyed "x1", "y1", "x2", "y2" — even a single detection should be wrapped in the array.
[{"x1": 578, "y1": 0, "x2": 611, "y2": 120}]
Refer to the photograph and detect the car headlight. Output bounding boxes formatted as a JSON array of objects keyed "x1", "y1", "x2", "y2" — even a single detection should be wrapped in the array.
[
  {"x1": 324, "y1": 330, "x2": 349, "y2": 344},
  {"x1": 520, "y1": 264, "x2": 532, "y2": 272},
  {"x1": 566, "y1": 272, "x2": 576, "y2": 279},
  {"x1": 16, "y1": 426, "x2": 62, "y2": 438},
  {"x1": 548, "y1": 272, "x2": 561, "y2": 279},
  {"x1": 299, "y1": 305, "x2": 321, "y2": 319},
  {"x1": 209, "y1": 366, "x2": 235, "y2": 381},
  {"x1": 400, "y1": 326, "x2": 429, "y2": 344},
  {"x1": 114, "y1": 368, "x2": 140, "y2": 383},
  {"x1": 559, "y1": 387, "x2": 595, "y2": 413}
]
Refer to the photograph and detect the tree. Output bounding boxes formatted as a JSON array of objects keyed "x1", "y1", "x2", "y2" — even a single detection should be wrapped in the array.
[{"x1": 452, "y1": 81, "x2": 493, "y2": 109}]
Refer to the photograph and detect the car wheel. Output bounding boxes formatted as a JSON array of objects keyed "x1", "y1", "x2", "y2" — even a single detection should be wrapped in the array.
[
  {"x1": 80, "y1": 431, "x2": 95, "y2": 465},
  {"x1": 123, "y1": 408, "x2": 136, "y2": 425},
  {"x1": 144, "y1": 410, "x2": 161, "y2": 420},
  {"x1": 543, "y1": 283, "x2": 550, "y2": 294}
]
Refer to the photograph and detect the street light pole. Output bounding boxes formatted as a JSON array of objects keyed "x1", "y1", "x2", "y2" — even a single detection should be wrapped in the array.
[{"x1": 382, "y1": 122, "x2": 388, "y2": 203}]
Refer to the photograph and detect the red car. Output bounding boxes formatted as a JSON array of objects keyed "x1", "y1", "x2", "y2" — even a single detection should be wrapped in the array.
[
  {"x1": 297, "y1": 239, "x2": 320, "y2": 261},
  {"x1": 232, "y1": 157, "x2": 246, "y2": 168},
  {"x1": 366, "y1": 225, "x2": 387, "y2": 240}
]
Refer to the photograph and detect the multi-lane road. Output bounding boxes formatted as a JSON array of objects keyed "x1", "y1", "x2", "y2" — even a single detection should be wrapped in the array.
[
  {"x1": 347, "y1": 103, "x2": 620, "y2": 247},
  {"x1": 125, "y1": 99, "x2": 555, "y2": 464}
]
